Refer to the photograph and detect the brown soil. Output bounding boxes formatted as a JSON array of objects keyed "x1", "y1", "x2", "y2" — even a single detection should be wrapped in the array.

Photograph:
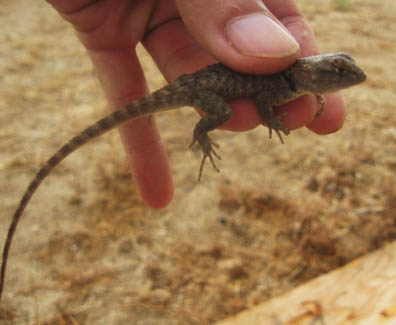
[{"x1": 1, "y1": 0, "x2": 395, "y2": 324}]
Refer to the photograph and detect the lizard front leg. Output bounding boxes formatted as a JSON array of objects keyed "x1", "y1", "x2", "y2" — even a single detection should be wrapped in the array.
[
  {"x1": 315, "y1": 94, "x2": 326, "y2": 118},
  {"x1": 255, "y1": 92, "x2": 290, "y2": 144},
  {"x1": 189, "y1": 91, "x2": 232, "y2": 180}
]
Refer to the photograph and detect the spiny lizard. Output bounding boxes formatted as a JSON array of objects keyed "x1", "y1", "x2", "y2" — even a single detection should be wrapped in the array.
[{"x1": 0, "y1": 53, "x2": 366, "y2": 300}]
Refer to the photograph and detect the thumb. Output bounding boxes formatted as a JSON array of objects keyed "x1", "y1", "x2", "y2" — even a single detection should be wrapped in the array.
[{"x1": 175, "y1": 0, "x2": 300, "y2": 74}]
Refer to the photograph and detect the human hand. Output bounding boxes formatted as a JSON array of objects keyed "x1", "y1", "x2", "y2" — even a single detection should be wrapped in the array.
[{"x1": 46, "y1": 0, "x2": 346, "y2": 208}]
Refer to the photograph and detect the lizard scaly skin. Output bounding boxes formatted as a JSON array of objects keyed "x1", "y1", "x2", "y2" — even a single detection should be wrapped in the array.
[{"x1": 0, "y1": 53, "x2": 366, "y2": 300}]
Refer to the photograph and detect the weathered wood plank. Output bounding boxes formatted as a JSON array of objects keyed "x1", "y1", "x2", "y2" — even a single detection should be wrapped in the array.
[{"x1": 217, "y1": 242, "x2": 396, "y2": 325}]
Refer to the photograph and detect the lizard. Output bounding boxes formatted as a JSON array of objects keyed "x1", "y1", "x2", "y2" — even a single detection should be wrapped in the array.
[{"x1": 0, "y1": 53, "x2": 366, "y2": 301}]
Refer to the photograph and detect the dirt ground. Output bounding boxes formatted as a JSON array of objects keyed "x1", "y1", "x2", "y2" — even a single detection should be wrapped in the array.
[{"x1": 0, "y1": 0, "x2": 395, "y2": 324}]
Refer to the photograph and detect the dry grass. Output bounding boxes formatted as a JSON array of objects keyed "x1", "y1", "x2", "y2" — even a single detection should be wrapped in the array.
[{"x1": 1, "y1": 0, "x2": 396, "y2": 324}]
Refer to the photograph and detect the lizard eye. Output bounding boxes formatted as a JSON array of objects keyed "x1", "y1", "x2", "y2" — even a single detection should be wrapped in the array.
[{"x1": 336, "y1": 67, "x2": 346, "y2": 74}]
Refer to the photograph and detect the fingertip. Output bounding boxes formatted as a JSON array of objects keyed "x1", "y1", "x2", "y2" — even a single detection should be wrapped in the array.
[
  {"x1": 132, "y1": 150, "x2": 174, "y2": 209},
  {"x1": 278, "y1": 95, "x2": 318, "y2": 130},
  {"x1": 307, "y1": 93, "x2": 347, "y2": 135},
  {"x1": 138, "y1": 173, "x2": 174, "y2": 209},
  {"x1": 175, "y1": 0, "x2": 300, "y2": 75},
  {"x1": 119, "y1": 118, "x2": 174, "y2": 209},
  {"x1": 225, "y1": 13, "x2": 299, "y2": 59}
]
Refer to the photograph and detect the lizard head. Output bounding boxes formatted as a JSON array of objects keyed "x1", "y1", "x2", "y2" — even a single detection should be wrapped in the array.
[{"x1": 293, "y1": 53, "x2": 366, "y2": 94}]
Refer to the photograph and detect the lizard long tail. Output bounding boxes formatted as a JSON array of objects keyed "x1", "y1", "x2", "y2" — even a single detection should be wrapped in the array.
[{"x1": 0, "y1": 85, "x2": 185, "y2": 300}]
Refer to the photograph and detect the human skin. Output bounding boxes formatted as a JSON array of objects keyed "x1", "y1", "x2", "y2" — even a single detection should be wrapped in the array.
[{"x1": 46, "y1": 0, "x2": 347, "y2": 208}]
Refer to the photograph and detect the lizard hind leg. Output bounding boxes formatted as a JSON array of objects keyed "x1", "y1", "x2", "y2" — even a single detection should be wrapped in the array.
[
  {"x1": 256, "y1": 92, "x2": 290, "y2": 144},
  {"x1": 267, "y1": 110, "x2": 290, "y2": 144},
  {"x1": 188, "y1": 91, "x2": 232, "y2": 180}
]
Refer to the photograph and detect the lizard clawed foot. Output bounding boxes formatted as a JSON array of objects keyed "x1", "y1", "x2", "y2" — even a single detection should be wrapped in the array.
[
  {"x1": 267, "y1": 118, "x2": 290, "y2": 144},
  {"x1": 190, "y1": 134, "x2": 221, "y2": 180},
  {"x1": 315, "y1": 94, "x2": 326, "y2": 118},
  {"x1": 265, "y1": 110, "x2": 290, "y2": 144}
]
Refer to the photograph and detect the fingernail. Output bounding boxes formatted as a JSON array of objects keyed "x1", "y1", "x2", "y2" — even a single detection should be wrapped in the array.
[{"x1": 226, "y1": 14, "x2": 299, "y2": 58}]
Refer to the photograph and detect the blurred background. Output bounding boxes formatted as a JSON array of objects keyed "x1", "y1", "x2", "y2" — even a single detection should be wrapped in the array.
[{"x1": 0, "y1": 0, "x2": 395, "y2": 324}]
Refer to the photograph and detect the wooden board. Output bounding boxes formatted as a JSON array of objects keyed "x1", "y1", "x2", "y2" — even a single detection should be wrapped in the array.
[{"x1": 216, "y1": 242, "x2": 396, "y2": 325}]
